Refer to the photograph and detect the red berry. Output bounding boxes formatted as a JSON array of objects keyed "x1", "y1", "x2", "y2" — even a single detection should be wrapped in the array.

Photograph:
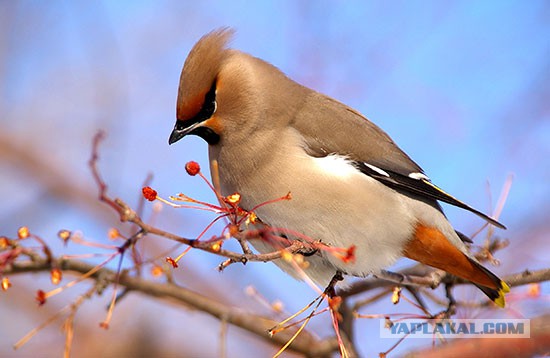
[
  {"x1": 185, "y1": 161, "x2": 201, "y2": 176},
  {"x1": 142, "y1": 187, "x2": 157, "y2": 201}
]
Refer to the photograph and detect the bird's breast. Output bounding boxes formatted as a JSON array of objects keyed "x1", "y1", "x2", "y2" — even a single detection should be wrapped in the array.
[{"x1": 209, "y1": 134, "x2": 418, "y2": 277}]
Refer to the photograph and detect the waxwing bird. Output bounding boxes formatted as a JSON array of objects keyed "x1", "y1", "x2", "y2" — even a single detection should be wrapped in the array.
[{"x1": 169, "y1": 28, "x2": 509, "y2": 307}]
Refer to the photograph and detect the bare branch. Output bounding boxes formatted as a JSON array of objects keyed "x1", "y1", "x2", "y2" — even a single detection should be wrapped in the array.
[
  {"x1": 5, "y1": 257, "x2": 339, "y2": 356},
  {"x1": 502, "y1": 268, "x2": 550, "y2": 287},
  {"x1": 340, "y1": 265, "x2": 550, "y2": 299},
  {"x1": 88, "y1": 131, "x2": 313, "y2": 264}
]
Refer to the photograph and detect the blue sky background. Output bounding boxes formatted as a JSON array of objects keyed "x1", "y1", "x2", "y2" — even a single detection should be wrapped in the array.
[{"x1": 1, "y1": 1, "x2": 548, "y2": 357}]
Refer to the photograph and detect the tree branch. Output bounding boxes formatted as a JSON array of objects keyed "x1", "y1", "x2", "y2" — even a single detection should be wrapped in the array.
[
  {"x1": 5, "y1": 257, "x2": 339, "y2": 357},
  {"x1": 340, "y1": 265, "x2": 550, "y2": 299}
]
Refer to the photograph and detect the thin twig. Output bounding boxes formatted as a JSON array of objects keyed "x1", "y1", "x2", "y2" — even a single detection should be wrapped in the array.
[{"x1": 6, "y1": 257, "x2": 340, "y2": 356}]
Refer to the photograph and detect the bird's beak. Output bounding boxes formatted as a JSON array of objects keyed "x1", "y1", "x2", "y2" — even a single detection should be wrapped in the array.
[{"x1": 168, "y1": 121, "x2": 201, "y2": 145}]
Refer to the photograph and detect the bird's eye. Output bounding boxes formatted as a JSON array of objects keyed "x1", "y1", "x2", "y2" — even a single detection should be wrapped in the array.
[{"x1": 172, "y1": 80, "x2": 218, "y2": 145}]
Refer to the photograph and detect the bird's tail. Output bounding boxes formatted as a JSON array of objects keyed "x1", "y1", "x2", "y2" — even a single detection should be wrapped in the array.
[
  {"x1": 403, "y1": 224, "x2": 510, "y2": 307},
  {"x1": 467, "y1": 256, "x2": 510, "y2": 308}
]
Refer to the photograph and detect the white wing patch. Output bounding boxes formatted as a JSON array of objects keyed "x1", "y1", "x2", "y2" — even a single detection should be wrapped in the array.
[
  {"x1": 364, "y1": 163, "x2": 390, "y2": 177},
  {"x1": 408, "y1": 172, "x2": 430, "y2": 181},
  {"x1": 313, "y1": 154, "x2": 359, "y2": 178}
]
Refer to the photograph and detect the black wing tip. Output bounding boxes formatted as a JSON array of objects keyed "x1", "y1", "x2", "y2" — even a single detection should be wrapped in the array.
[
  {"x1": 419, "y1": 178, "x2": 507, "y2": 230},
  {"x1": 354, "y1": 161, "x2": 508, "y2": 230},
  {"x1": 481, "y1": 214, "x2": 507, "y2": 230}
]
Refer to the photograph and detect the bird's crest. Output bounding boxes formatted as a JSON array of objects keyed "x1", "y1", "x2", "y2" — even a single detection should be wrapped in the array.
[{"x1": 177, "y1": 28, "x2": 234, "y2": 121}]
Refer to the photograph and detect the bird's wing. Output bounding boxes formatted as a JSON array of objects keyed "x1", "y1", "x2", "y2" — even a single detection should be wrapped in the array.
[{"x1": 291, "y1": 92, "x2": 505, "y2": 229}]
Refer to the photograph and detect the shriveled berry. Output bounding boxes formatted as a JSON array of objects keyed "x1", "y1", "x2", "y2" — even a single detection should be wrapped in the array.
[{"x1": 142, "y1": 187, "x2": 157, "y2": 201}]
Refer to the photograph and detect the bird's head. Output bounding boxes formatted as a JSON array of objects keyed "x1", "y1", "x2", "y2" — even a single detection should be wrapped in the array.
[
  {"x1": 168, "y1": 28, "x2": 234, "y2": 146},
  {"x1": 169, "y1": 28, "x2": 305, "y2": 148}
]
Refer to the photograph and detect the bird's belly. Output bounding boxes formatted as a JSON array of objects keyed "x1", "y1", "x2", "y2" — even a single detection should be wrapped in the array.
[{"x1": 216, "y1": 152, "x2": 417, "y2": 282}]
